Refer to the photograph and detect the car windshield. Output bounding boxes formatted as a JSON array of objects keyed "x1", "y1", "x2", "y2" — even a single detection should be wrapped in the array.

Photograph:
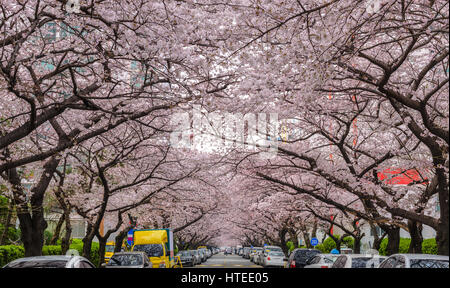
[
  {"x1": 105, "y1": 245, "x2": 115, "y2": 252},
  {"x1": 177, "y1": 251, "x2": 191, "y2": 256},
  {"x1": 324, "y1": 256, "x2": 340, "y2": 263},
  {"x1": 5, "y1": 260, "x2": 68, "y2": 268},
  {"x1": 295, "y1": 250, "x2": 321, "y2": 262},
  {"x1": 133, "y1": 244, "x2": 164, "y2": 257},
  {"x1": 351, "y1": 257, "x2": 374, "y2": 268},
  {"x1": 269, "y1": 251, "x2": 285, "y2": 257},
  {"x1": 410, "y1": 259, "x2": 449, "y2": 268},
  {"x1": 266, "y1": 247, "x2": 283, "y2": 252},
  {"x1": 108, "y1": 254, "x2": 143, "y2": 266}
]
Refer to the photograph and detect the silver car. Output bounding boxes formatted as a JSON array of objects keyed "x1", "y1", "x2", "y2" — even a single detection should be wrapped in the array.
[
  {"x1": 190, "y1": 250, "x2": 202, "y2": 265},
  {"x1": 250, "y1": 247, "x2": 263, "y2": 263},
  {"x1": 378, "y1": 254, "x2": 449, "y2": 268},
  {"x1": 331, "y1": 254, "x2": 388, "y2": 268},
  {"x1": 261, "y1": 251, "x2": 286, "y2": 268},
  {"x1": 3, "y1": 255, "x2": 96, "y2": 268},
  {"x1": 258, "y1": 246, "x2": 284, "y2": 266},
  {"x1": 304, "y1": 254, "x2": 340, "y2": 268},
  {"x1": 103, "y1": 252, "x2": 151, "y2": 268}
]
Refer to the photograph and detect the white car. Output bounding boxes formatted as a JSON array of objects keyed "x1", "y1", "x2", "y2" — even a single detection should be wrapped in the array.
[
  {"x1": 331, "y1": 254, "x2": 388, "y2": 268},
  {"x1": 261, "y1": 251, "x2": 286, "y2": 268},
  {"x1": 258, "y1": 246, "x2": 283, "y2": 266},
  {"x1": 3, "y1": 255, "x2": 96, "y2": 268},
  {"x1": 378, "y1": 254, "x2": 449, "y2": 268},
  {"x1": 250, "y1": 247, "x2": 263, "y2": 263},
  {"x1": 304, "y1": 254, "x2": 340, "y2": 268}
]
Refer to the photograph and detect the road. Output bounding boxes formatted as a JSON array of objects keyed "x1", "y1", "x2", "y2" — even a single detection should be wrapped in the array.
[{"x1": 191, "y1": 253, "x2": 262, "y2": 268}]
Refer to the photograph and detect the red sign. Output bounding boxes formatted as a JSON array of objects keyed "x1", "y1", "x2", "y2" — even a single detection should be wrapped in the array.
[{"x1": 377, "y1": 169, "x2": 426, "y2": 185}]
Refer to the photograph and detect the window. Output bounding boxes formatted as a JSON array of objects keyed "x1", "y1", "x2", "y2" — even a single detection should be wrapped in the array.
[
  {"x1": 294, "y1": 250, "x2": 321, "y2": 264},
  {"x1": 108, "y1": 254, "x2": 144, "y2": 267},
  {"x1": 308, "y1": 256, "x2": 321, "y2": 265},
  {"x1": 80, "y1": 261, "x2": 95, "y2": 268},
  {"x1": 332, "y1": 256, "x2": 346, "y2": 268},
  {"x1": 410, "y1": 259, "x2": 449, "y2": 268},
  {"x1": 351, "y1": 257, "x2": 373, "y2": 268},
  {"x1": 72, "y1": 220, "x2": 86, "y2": 238},
  {"x1": 379, "y1": 257, "x2": 396, "y2": 268},
  {"x1": 371, "y1": 226, "x2": 384, "y2": 237},
  {"x1": 133, "y1": 244, "x2": 164, "y2": 257},
  {"x1": 394, "y1": 256, "x2": 406, "y2": 268}
]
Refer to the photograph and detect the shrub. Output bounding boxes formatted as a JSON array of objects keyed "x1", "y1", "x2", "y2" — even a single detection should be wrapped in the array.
[
  {"x1": 42, "y1": 245, "x2": 62, "y2": 256},
  {"x1": 44, "y1": 230, "x2": 53, "y2": 245},
  {"x1": 322, "y1": 237, "x2": 337, "y2": 252},
  {"x1": 314, "y1": 244, "x2": 327, "y2": 253},
  {"x1": 0, "y1": 241, "x2": 101, "y2": 267},
  {"x1": 0, "y1": 245, "x2": 25, "y2": 267},
  {"x1": 0, "y1": 225, "x2": 21, "y2": 245},
  {"x1": 422, "y1": 239, "x2": 438, "y2": 255},
  {"x1": 379, "y1": 238, "x2": 410, "y2": 256},
  {"x1": 286, "y1": 241, "x2": 295, "y2": 252},
  {"x1": 342, "y1": 236, "x2": 354, "y2": 249}
]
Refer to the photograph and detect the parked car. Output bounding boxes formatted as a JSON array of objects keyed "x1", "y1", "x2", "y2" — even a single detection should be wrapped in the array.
[
  {"x1": 191, "y1": 250, "x2": 202, "y2": 265},
  {"x1": 176, "y1": 250, "x2": 195, "y2": 267},
  {"x1": 102, "y1": 252, "x2": 150, "y2": 268},
  {"x1": 287, "y1": 249, "x2": 321, "y2": 268},
  {"x1": 243, "y1": 247, "x2": 251, "y2": 259},
  {"x1": 261, "y1": 250, "x2": 286, "y2": 268},
  {"x1": 304, "y1": 254, "x2": 340, "y2": 268},
  {"x1": 198, "y1": 249, "x2": 207, "y2": 262},
  {"x1": 250, "y1": 247, "x2": 263, "y2": 263},
  {"x1": 3, "y1": 255, "x2": 96, "y2": 268},
  {"x1": 378, "y1": 254, "x2": 449, "y2": 268},
  {"x1": 331, "y1": 254, "x2": 388, "y2": 268},
  {"x1": 258, "y1": 246, "x2": 283, "y2": 265}
]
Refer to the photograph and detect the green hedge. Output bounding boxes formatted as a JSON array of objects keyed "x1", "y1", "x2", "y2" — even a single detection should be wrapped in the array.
[
  {"x1": 422, "y1": 239, "x2": 438, "y2": 255},
  {"x1": 0, "y1": 245, "x2": 25, "y2": 267},
  {"x1": 0, "y1": 241, "x2": 100, "y2": 267},
  {"x1": 316, "y1": 235, "x2": 354, "y2": 253},
  {"x1": 378, "y1": 238, "x2": 438, "y2": 256},
  {"x1": 0, "y1": 225, "x2": 21, "y2": 245}
]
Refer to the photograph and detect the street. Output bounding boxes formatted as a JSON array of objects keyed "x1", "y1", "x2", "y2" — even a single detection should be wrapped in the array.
[{"x1": 192, "y1": 253, "x2": 262, "y2": 268}]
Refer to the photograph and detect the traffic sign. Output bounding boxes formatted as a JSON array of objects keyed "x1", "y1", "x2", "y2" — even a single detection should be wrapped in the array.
[
  {"x1": 310, "y1": 238, "x2": 319, "y2": 247},
  {"x1": 127, "y1": 229, "x2": 134, "y2": 246}
]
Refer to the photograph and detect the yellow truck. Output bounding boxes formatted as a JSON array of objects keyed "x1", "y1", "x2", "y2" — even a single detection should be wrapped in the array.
[
  {"x1": 104, "y1": 241, "x2": 127, "y2": 264},
  {"x1": 131, "y1": 229, "x2": 175, "y2": 268}
]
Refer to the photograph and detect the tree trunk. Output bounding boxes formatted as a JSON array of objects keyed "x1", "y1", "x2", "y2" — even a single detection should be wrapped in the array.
[
  {"x1": 114, "y1": 228, "x2": 130, "y2": 252},
  {"x1": 436, "y1": 215, "x2": 449, "y2": 256},
  {"x1": 50, "y1": 213, "x2": 65, "y2": 245},
  {"x1": 354, "y1": 237, "x2": 361, "y2": 254},
  {"x1": 303, "y1": 231, "x2": 312, "y2": 248},
  {"x1": 408, "y1": 220, "x2": 423, "y2": 254},
  {"x1": 82, "y1": 223, "x2": 95, "y2": 260},
  {"x1": 61, "y1": 212, "x2": 72, "y2": 255},
  {"x1": 98, "y1": 238, "x2": 107, "y2": 266},
  {"x1": 311, "y1": 221, "x2": 318, "y2": 239},
  {"x1": 385, "y1": 227, "x2": 400, "y2": 256},
  {"x1": 436, "y1": 187, "x2": 449, "y2": 255}
]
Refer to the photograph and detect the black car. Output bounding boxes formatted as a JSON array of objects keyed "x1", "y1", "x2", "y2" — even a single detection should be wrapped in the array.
[
  {"x1": 287, "y1": 249, "x2": 321, "y2": 268},
  {"x1": 177, "y1": 250, "x2": 195, "y2": 267}
]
